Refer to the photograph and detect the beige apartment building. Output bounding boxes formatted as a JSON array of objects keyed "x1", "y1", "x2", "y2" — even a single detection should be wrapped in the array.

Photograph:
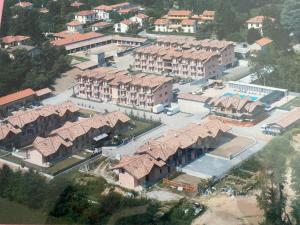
[
  {"x1": 155, "y1": 36, "x2": 236, "y2": 70},
  {"x1": 133, "y1": 45, "x2": 221, "y2": 79},
  {"x1": 75, "y1": 67, "x2": 173, "y2": 110}
]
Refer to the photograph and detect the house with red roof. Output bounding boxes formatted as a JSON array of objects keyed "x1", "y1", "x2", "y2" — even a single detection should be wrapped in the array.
[
  {"x1": 246, "y1": 16, "x2": 275, "y2": 35},
  {"x1": 75, "y1": 10, "x2": 97, "y2": 24},
  {"x1": 66, "y1": 20, "x2": 83, "y2": 33},
  {"x1": 1, "y1": 35, "x2": 31, "y2": 47},
  {"x1": 14, "y1": 1, "x2": 33, "y2": 9},
  {"x1": 129, "y1": 13, "x2": 149, "y2": 28},
  {"x1": 114, "y1": 19, "x2": 138, "y2": 33}
]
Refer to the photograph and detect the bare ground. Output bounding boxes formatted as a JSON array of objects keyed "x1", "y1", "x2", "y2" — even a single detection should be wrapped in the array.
[{"x1": 192, "y1": 194, "x2": 263, "y2": 225}]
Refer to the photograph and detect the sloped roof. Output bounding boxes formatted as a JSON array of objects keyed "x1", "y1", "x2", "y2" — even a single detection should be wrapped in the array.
[{"x1": 0, "y1": 89, "x2": 35, "y2": 106}]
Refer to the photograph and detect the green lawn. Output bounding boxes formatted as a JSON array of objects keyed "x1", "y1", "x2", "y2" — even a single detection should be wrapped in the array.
[
  {"x1": 126, "y1": 119, "x2": 160, "y2": 138},
  {"x1": 279, "y1": 97, "x2": 300, "y2": 110},
  {"x1": 46, "y1": 157, "x2": 82, "y2": 175},
  {"x1": 70, "y1": 55, "x2": 89, "y2": 62},
  {"x1": 0, "y1": 197, "x2": 66, "y2": 224}
]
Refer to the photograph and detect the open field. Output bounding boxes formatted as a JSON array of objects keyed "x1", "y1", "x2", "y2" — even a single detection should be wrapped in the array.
[
  {"x1": 192, "y1": 195, "x2": 263, "y2": 225},
  {"x1": 210, "y1": 136, "x2": 255, "y2": 159}
]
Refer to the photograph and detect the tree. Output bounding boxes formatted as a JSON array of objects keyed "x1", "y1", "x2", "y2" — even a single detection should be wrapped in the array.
[
  {"x1": 280, "y1": 0, "x2": 300, "y2": 41},
  {"x1": 247, "y1": 28, "x2": 261, "y2": 44}
]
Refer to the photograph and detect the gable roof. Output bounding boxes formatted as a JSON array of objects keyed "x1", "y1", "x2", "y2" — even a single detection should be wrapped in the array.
[
  {"x1": 255, "y1": 37, "x2": 273, "y2": 47},
  {"x1": 0, "y1": 88, "x2": 35, "y2": 106},
  {"x1": 2, "y1": 35, "x2": 30, "y2": 44}
]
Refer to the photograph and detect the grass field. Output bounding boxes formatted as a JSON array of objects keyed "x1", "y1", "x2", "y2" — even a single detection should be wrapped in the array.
[
  {"x1": 126, "y1": 119, "x2": 160, "y2": 138},
  {"x1": 0, "y1": 197, "x2": 66, "y2": 224}
]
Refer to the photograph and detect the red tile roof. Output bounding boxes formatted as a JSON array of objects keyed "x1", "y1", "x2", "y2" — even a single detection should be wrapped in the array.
[
  {"x1": 75, "y1": 10, "x2": 96, "y2": 16},
  {"x1": 0, "y1": 89, "x2": 35, "y2": 106},
  {"x1": 120, "y1": 19, "x2": 135, "y2": 26},
  {"x1": 51, "y1": 32, "x2": 103, "y2": 46},
  {"x1": 181, "y1": 19, "x2": 195, "y2": 26},
  {"x1": 71, "y1": 1, "x2": 84, "y2": 7},
  {"x1": 92, "y1": 21, "x2": 112, "y2": 28},
  {"x1": 66, "y1": 20, "x2": 83, "y2": 26},
  {"x1": 14, "y1": 1, "x2": 32, "y2": 8},
  {"x1": 167, "y1": 10, "x2": 192, "y2": 17},
  {"x1": 154, "y1": 18, "x2": 169, "y2": 25},
  {"x1": 255, "y1": 37, "x2": 273, "y2": 46},
  {"x1": 1, "y1": 35, "x2": 30, "y2": 44},
  {"x1": 246, "y1": 16, "x2": 275, "y2": 24}
]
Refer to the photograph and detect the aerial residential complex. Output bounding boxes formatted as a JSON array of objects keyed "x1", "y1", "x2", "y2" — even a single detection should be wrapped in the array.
[
  {"x1": 74, "y1": 67, "x2": 173, "y2": 110},
  {"x1": 133, "y1": 45, "x2": 221, "y2": 79},
  {"x1": 26, "y1": 111, "x2": 131, "y2": 167},
  {"x1": 113, "y1": 119, "x2": 230, "y2": 189},
  {"x1": 0, "y1": 101, "x2": 79, "y2": 148}
]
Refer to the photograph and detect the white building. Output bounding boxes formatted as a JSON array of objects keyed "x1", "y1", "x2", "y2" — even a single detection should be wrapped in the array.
[
  {"x1": 93, "y1": 5, "x2": 110, "y2": 20},
  {"x1": 154, "y1": 19, "x2": 169, "y2": 32},
  {"x1": 245, "y1": 16, "x2": 275, "y2": 35},
  {"x1": 180, "y1": 19, "x2": 197, "y2": 33},
  {"x1": 114, "y1": 19, "x2": 137, "y2": 33},
  {"x1": 75, "y1": 10, "x2": 97, "y2": 24},
  {"x1": 130, "y1": 13, "x2": 149, "y2": 28},
  {"x1": 66, "y1": 21, "x2": 83, "y2": 33}
]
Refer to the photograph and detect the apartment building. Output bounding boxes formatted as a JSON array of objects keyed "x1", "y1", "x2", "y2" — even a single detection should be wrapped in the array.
[
  {"x1": 0, "y1": 101, "x2": 79, "y2": 148},
  {"x1": 75, "y1": 10, "x2": 97, "y2": 24},
  {"x1": 74, "y1": 67, "x2": 173, "y2": 110},
  {"x1": 133, "y1": 45, "x2": 221, "y2": 79},
  {"x1": 155, "y1": 36, "x2": 236, "y2": 69},
  {"x1": 208, "y1": 95, "x2": 266, "y2": 122},
  {"x1": 113, "y1": 119, "x2": 230, "y2": 189},
  {"x1": 26, "y1": 111, "x2": 130, "y2": 167}
]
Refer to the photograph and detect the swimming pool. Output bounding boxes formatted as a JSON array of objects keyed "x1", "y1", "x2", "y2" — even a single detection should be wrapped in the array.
[{"x1": 223, "y1": 92, "x2": 258, "y2": 101}]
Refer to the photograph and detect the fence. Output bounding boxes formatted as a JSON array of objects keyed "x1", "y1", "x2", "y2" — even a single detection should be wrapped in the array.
[{"x1": 162, "y1": 178, "x2": 198, "y2": 193}]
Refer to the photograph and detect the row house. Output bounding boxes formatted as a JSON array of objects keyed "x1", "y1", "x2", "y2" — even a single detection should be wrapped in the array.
[
  {"x1": 75, "y1": 10, "x2": 97, "y2": 24},
  {"x1": 0, "y1": 101, "x2": 79, "y2": 149},
  {"x1": 1, "y1": 35, "x2": 31, "y2": 48},
  {"x1": 155, "y1": 36, "x2": 236, "y2": 70},
  {"x1": 133, "y1": 45, "x2": 221, "y2": 79},
  {"x1": 26, "y1": 111, "x2": 130, "y2": 167},
  {"x1": 208, "y1": 95, "x2": 266, "y2": 122},
  {"x1": 112, "y1": 119, "x2": 231, "y2": 189},
  {"x1": 75, "y1": 67, "x2": 173, "y2": 110}
]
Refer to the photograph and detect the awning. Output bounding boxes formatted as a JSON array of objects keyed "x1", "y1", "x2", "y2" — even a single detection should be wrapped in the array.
[{"x1": 93, "y1": 133, "x2": 108, "y2": 142}]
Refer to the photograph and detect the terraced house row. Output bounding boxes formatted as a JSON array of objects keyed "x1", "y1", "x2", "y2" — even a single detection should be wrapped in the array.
[
  {"x1": 75, "y1": 67, "x2": 173, "y2": 110},
  {"x1": 113, "y1": 119, "x2": 231, "y2": 190},
  {"x1": 0, "y1": 101, "x2": 79, "y2": 148},
  {"x1": 155, "y1": 36, "x2": 235, "y2": 70},
  {"x1": 26, "y1": 111, "x2": 130, "y2": 167},
  {"x1": 133, "y1": 45, "x2": 221, "y2": 79}
]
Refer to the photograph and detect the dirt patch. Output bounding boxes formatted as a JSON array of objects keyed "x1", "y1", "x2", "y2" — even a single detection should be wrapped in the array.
[
  {"x1": 192, "y1": 195, "x2": 263, "y2": 225},
  {"x1": 173, "y1": 174, "x2": 203, "y2": 186},
  {"x1": 210, "y1": 136, "x2": 255, "y2": 159},
  {"x1": 52, "y1": 68, "x2": 83, "y2": 94}
]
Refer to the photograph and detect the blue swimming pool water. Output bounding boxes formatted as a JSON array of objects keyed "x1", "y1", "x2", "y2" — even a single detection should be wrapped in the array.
[{"x1": 223, "y1": 92, "x2": 258, "y2": 101}]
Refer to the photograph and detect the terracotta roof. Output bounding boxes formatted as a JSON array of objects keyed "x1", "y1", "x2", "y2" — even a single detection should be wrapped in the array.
[
  {"x1": 1, "y1": 35, "x2": 30, "y2": 44},
  {"x1": 78, "y1": 67, "x2": 173, "y2": 89},
  {"x1": 113, "y1": 119, "x2": 230, "y2": 179},
  {"x1": 0, "y1": 89, "x2": 35, "y2": 106},
  {"x1": 51, "y1": 32, "x2": 103, "y2": 46},
  {"x1": 246, "y1": 16, "x2": 275, "y2": 24},
  {"x1": 0, "y1": 123, "x2": 22, "y2": 140},
  {"x1": 75, "y1": 10, "x2": 96, "y2": 16},
  {"x1": 71, "y1": 1, "x2": 84, "y2": 7},
  {"x1": 14, "y1": 1, "x2": 32, "y2": 7},
  {"x1": 118, "y1": 7, "x2": 139, "y2": 14},
  {"x1": 255, "y1": 37, "x2": 273, "y2": 46},
  {"x1": 167, "y1": 10, "x2": 192, "y2": 17},
  {"x1": 120, "y1": 19, "x2": 135, "y2": 26},
  {"x1": 177, "y1": 93, "x2": 211, "y2": 103},
  {"x1": 5, "y1": 101, "x2": 79, "y2": 129},
  {"x1": 202, "y1": 10, "x2": 215, "y2": 17},
  {"x1": 181, "y1": 19, "x2": 195, "y2": 26},
  {"x1": 66, "y1": 20, "x2": 83, "y2": 26},
  {"x1": 208, "y1": 95, "x2": 264, "y2": 113},
  {"x1": 94, "y1": 4, "x2": 113, "y2": 11},
  {"x1": 35, "y1": 88, "x2": 52, "y2": 97},
  {"x1": 154, "y1": 18, "x2": 169, "y2": 25},
  {"x1": 272, "y1": 107, "x2": 300, "y2": 129},
  {"x1": 92, "y1": 21, "x2": 112, "y2": 28}
]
